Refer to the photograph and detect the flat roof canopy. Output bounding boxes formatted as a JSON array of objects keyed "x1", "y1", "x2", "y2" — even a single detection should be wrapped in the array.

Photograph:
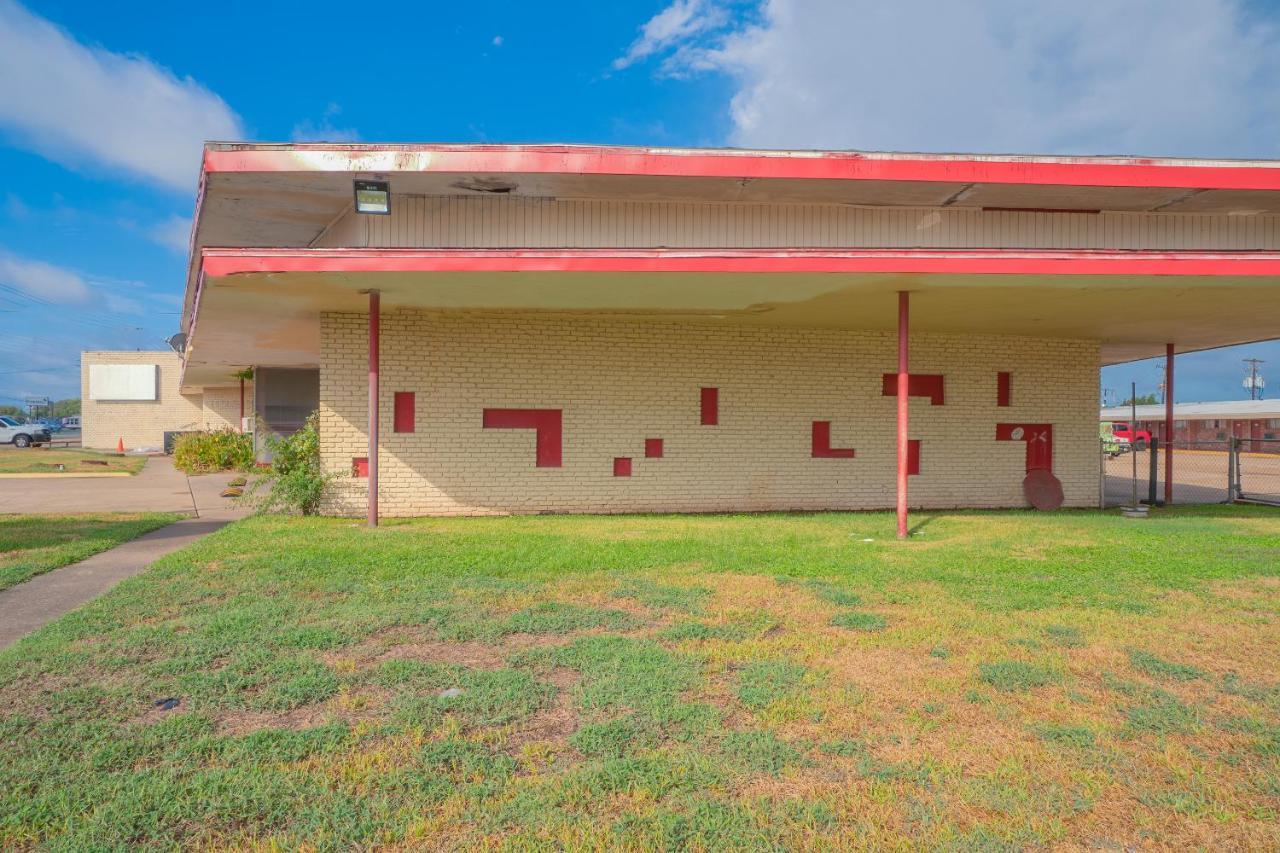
[
  {"x1": 187, "y1": 143, "x2": 1280, "y2": 312},
  {"x1": 181, "y1": 247, "x2": 1280, "y2": 388},
  {"x1": 182, "y1": 143, "x2": 1280, "y2": 389}
]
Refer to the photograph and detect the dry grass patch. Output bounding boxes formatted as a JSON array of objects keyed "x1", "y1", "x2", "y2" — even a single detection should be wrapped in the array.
[{"x1": 3, "y1": 508, "x2": 1280, "y2": 849}]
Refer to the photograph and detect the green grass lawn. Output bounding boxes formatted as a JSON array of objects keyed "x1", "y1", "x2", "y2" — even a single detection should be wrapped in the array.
[
  {"x1": 0, "y1": 448, "x2": 145, "y2": 475},
  {"x1": 0, "y1": 513, "x2": 181, "y2": 591},
  {"x1": 1, "y1": 507, "x2": 1278, "y2": 849}
]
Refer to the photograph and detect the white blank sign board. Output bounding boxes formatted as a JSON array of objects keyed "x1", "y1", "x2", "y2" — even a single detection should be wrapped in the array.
[{"x1": 89, "y1": 364, "x2": 158, "y2": 401}]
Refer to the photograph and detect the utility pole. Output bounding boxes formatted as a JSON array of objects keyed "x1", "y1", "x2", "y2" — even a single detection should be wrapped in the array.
[{"x1": 1243, "y1": 358, "x2": 1266, "y2": 401}]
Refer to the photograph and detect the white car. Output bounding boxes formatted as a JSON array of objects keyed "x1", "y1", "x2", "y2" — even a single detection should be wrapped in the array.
[{"x1": 0, "y1": 415, "x2": 51, "y2": 448}]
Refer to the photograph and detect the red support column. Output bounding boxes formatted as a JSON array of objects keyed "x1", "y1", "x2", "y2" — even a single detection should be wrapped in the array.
[
  {"x1": 896, "y1": 291, "x2": 910, "y2": 539},
  {"x1": 1164, "y1": 343, "x2": 1174, "y2": 506},
  {"x1": 367, "y1": 290, "x2": 380, "y2": 527}
]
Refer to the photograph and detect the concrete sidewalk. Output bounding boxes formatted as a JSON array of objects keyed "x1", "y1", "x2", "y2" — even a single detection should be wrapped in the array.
[
  {"x1": 10, "y1": 456, "x2": 240, "y2": 515},
  {"x1": 0, "y1": 457, "x2": 252, "y2": 649},
  {"x1": 0, "y1": 510, "x2": 242, "y2": 649}
]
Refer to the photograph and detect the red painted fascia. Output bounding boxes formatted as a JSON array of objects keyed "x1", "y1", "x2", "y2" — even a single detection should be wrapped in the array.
[
  {"x1": 202, "y1": 145, "x2": 1280, "y2": 192},
  {"x1": 200, "y1": 247, "x2": 1280, "y2": 278}
]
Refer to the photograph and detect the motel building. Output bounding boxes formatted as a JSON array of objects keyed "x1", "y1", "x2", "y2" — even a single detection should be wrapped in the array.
[
  {"x1": 1101, "y1": 399, "x2": 1280, "y2": 453},
  {"x1": 178, "y1": 143, "x2": 1280, "y2": 535}
]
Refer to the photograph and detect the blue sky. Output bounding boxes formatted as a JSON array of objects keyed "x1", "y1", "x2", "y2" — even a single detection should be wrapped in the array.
[{"x1": 1, "y1": 0, "x2": 1278, "y2": 405}]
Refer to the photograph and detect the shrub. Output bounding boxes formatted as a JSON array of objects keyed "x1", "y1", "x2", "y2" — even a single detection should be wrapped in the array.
[
  {"x1": 171, "y1": 429, "x2": 253, "y2": 474},
  {"x1": 248, "y1": 412, "x2": 332, "y2": 515}
]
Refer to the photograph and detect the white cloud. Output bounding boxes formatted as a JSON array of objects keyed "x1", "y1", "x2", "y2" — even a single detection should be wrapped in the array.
[
  {"x1": 638, "y1": 0, "x2": 1280, "y2": 158},
  {"x1": 0, "y1": 252, "x2": 91, "y2": 304},
  {"x1": 614, "y1": 0, "x2": 728, "y2": 70},
  {"x1": 492, "y1": 35, "x2": 504, "y2": 47},
  {"x1": 146, "y1": 214, "x2": 191, "y2": 254},
  {"x1": 291, "y1": 102, "x2": 360, "y2": 142},
  {"x1": 0, "y1": 1, "x2": 243, "y2": 191}
]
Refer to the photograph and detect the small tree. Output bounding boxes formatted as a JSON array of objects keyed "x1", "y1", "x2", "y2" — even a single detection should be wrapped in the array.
[{"x1": 248, "y1": 412, "x2": 332, "y2": 515}]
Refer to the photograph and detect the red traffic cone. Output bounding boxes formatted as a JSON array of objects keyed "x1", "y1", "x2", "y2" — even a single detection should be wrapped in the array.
[{"x1": 116, "y1": 437, "x2": 125, "y2": 454}]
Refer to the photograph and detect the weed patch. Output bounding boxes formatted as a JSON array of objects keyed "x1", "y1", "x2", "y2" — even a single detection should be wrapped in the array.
[
  {"x1": 719, "y1": 729, "x2": 805, "y2": 775},
  {"x1": 1127, "y1": 648, "x2": 1206, "y2": 682},
  {"x1": 1030, "y1": 722, "x2": 1097, "y2": 749},
  {"x1": 831, "y1": 611, "x2": 887, "y2": 632},
  {"x1": 1044, "y1": 624, "x2": 1085, "y2": 648},
  {"x1": 978, "y1": 660, "x2": 1059, "y2": 692},
  {"x1": 736, "y1": 659, "x2": 809, "y2": 711},
  {"x1": 611, "y1": 579, "x2": 710, "y2": 613}
]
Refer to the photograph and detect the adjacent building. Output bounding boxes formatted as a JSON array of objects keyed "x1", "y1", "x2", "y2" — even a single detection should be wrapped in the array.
[
  {"x1": 176, "y1": 143, "x2": 1280, "y2": 526},
  {"x1": 1101, "y1": 400, "x2": 1280, "y2": 452},
  {"x1": 80, "y1": 351, "x2": 251, "y2": 451}
]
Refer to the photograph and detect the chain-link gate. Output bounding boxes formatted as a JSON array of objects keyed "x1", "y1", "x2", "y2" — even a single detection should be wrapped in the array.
[
  {"x1": 1230, "y1": 438, "x2": 1280, "y2": 506},
  {"x1": 1101, "y1": 439, "x2": 1235, "y2": 507}
]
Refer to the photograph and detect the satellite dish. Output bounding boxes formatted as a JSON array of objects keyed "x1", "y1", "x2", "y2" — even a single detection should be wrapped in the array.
[{"x1": 166, "y1": 332, "x2": 187, "y2": 354}]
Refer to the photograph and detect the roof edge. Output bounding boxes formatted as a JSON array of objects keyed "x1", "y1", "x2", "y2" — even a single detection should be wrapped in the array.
[{"x1": 200, "y1": 143, "x2": 1280, "y2": 193}]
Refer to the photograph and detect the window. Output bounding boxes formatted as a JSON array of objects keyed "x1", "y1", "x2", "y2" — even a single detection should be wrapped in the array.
[{"x1": 1174, "y1": 420, "x2": 1187, "y2": 428}]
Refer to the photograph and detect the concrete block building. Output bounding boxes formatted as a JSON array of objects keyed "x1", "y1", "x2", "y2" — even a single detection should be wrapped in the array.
[
  {"x1": 80, "y1": 351, "x2": 251, "y2": 450},
  {"x1": 177, "y1": 143, "x2": 1280, "y2": 530}
]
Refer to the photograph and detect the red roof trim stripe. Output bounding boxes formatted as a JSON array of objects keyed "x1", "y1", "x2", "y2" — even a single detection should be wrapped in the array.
[
  {"x1": 203, "y1": 146, "x2": 1280, "y2": 191},
  {"x1": 200, "y1": 247, "x2": 1280, "y2": 278}
]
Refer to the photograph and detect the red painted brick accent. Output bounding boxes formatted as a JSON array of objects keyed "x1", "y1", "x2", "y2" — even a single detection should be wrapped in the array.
[
  {"x1": 700, "y1": 387, "x2": 719, "y2": 425},
  {"x1": 645, "y1": 438, "x2": 664, "y2": 458},
  {"x1": 811, "y1": 421, "x2": 856, "y2": 458},
  {"x1": 613, "y1": 457, "x2": 632, "y2": 477},
  {"x1": 352, "y1": 457, "x2": 369, "y2": 478},
  {"x1": 880, "y1": 373, "x2": 945, "y2": 405},
  {"x1": 908, "y1": 439, "x2": 921, "y2": 475},
  {"x1": 393, "y1": 391, "x2": 415, "y2": 432},
  {"x1": 996, "y1": 423, "x2": 1053, "y2": 472},
  {"x1": 482, "y1": 408, "x2": 563, "y2": 467},
  {"x1": 997, "y1": 372, "x2": 1012, "y2": 407}
]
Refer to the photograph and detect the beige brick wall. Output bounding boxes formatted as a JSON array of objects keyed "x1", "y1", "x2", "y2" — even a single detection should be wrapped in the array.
[
  {"x1": 318, "y1": 312, "x2": 1100, "y2": 517},
  {"x1": 201, "y1": 383, "x2": 253, "y2": 431},
  {"x1": 81, "y1": 352, "x2": 203, "y2": 450},
  {"x1": 81, "y1": 351, "x2": 250, "y2": 449}
]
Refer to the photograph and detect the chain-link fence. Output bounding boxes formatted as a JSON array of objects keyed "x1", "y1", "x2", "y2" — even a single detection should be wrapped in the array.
[
  {"x1": 1231, "y1": 438, "x2": 1280, "y2": 506},
  {"x1": 1101, "y1": 440, "x2": 1233, "y2": 507}
]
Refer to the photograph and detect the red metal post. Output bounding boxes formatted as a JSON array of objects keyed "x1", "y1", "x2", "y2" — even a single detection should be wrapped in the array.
[
  {"x1": 1164, "y1": 343, "x2": 1174, "y2": 506},
  {"x1": 896, "y1": 291, "x2": 910, "y2": 539},
  {"x1": 367, "y1": 290, "x2": 380, "y2": 527}
]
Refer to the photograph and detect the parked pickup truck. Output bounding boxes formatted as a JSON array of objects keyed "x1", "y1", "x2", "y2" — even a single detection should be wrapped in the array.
[
  {"x1": 1109, "y1": 422, "x2": 1152, "y2": 450},
  {"x1": 0, "y1": 415, "x2": 51, "y2": 448}
]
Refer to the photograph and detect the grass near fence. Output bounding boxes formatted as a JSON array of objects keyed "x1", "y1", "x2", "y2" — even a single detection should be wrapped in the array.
[{"x1": 1, "y1": 506, "x2": 1278, "y2": 848}]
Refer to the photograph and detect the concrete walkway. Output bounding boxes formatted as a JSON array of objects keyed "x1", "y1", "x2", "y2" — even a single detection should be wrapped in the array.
[
  {"x1": 13, "y1": 456, "x2": 235, "y2": 515},
  {"x1": 0, "y1": 457, "x2": 251, "y2": 649},
  {"x1": 0, "y1": 512, "x2": 242, "y2": 648}
]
